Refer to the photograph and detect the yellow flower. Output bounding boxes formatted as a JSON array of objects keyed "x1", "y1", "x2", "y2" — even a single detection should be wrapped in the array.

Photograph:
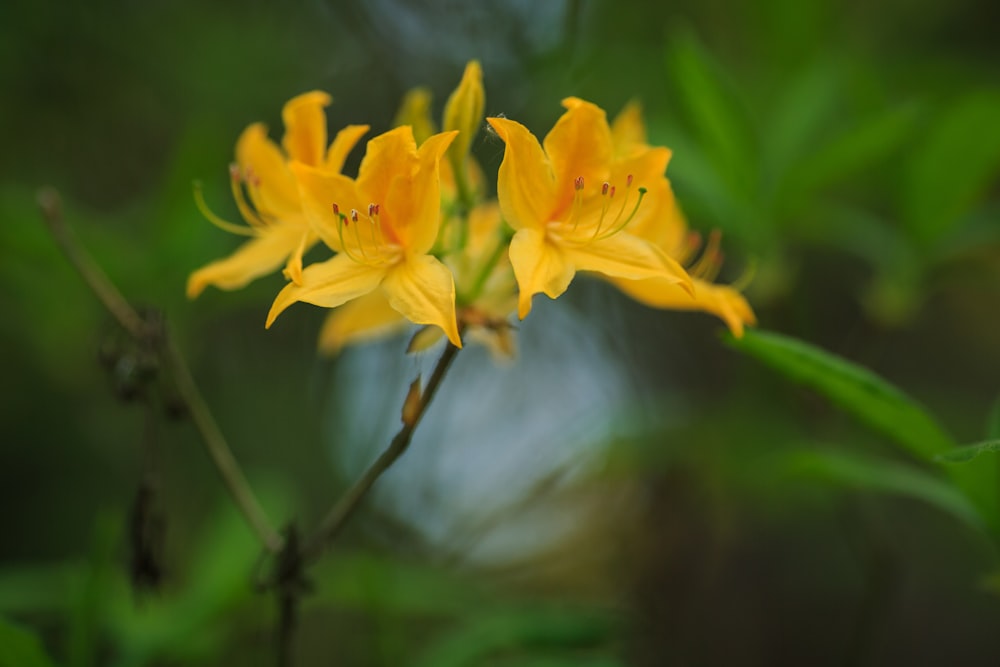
[
  {"x1": 605, "y1": 102, "x2": 756, "y2": 336},
  {"x1": 314, "y1": 61, "x2": 501, "y2": 355},
  {"x1": 316, "y1": 201, "x2": 516, "y2": 356},
  {"x1": 187, "y1": 91, "x2": 368, "y2": 298},
  {"x1": 266, "y1": 126, "x2": 463, "y2": 347},
  {"x1": 487, "y1": 97, "x2": 693, "y2": 319}
]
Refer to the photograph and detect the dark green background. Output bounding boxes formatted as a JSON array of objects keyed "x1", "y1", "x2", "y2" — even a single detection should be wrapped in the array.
[{"x1": 2, "y1": 0, "x2": 1000, "y2": 664}]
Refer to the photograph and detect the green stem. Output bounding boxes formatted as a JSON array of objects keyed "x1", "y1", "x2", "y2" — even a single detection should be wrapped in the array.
[
  {"x1": 300, "y1": 330, "x2": 464, "y2": 563},
  {"x1": 38, "y1": 186, "x2": 284, "y2": 554}
]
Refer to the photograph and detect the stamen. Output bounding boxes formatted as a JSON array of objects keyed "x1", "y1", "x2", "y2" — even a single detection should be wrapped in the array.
[
  {"x1": 730, "y1": 257, "x2": 757, "y2": 292},
  {"x1": 690, "y1": 230, "x2": 723, "y2": 280},
  {"x1": 596, "y1": 186, "x2": 647, "y2": 240},
  {"x1": 601, "y1": 182, "x2": 610, "y2": 196},
  {"x1": 229, "y1": 163, "x2": 269, "y2": 229},
  {"x1": 568, "y1": 176, "x2": 586, "y2": 230},
  {"x1": 245, "y1": 166, "x2": 261, "y2": 189},
  {"x1": 193, "y1": 181, "x2": 256, "y2": 236},
  {"x1": 673, "y1": 231, "x2": 702, "y2": 266}
]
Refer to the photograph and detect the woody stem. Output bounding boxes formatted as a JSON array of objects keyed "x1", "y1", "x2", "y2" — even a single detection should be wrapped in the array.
[{"x1": 38, "y1": 187, "x2": 284, "y2": 554}]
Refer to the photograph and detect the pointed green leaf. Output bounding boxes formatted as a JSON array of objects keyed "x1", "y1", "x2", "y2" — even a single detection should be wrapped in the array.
[
  {"x1": 664, "y1": 29, "x2": 755, "y2": 198},
  {"x1": 781, "y1": 449, "x2": 985, "y2": 533},
  {"x1": 790, "y1": 103, "x2": 918, "y2": 200},
  {"x1": 761, "y1": 60, "x2": 843, "y2": 187},
  {"x1": 936, "y1": 440, "x2": 1000, "y2": 464},
  {"x1": 902, "y1": 90, "x2": 1000, "y2": 247},
  {"x1": 728, "y1": 330, "x2": 954, "y2": 459}
]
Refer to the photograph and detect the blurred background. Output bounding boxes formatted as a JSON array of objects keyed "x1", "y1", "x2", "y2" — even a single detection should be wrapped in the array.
[{"x1": 2, "y1": 0, "x2": 1000, "y2": 664}]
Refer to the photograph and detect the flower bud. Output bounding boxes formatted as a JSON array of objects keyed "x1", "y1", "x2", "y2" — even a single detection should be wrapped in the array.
[{"x1": 442, "y1": 60, "x2": 485, "y2": 189}]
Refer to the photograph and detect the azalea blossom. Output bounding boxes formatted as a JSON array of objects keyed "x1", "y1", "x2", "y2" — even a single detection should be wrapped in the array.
[
  {"x1": 315, "y1": 60, "x2": 512, "y2": 355},
  {"x1": 487, "y1": 97, "x2": 693, "y2": 319},
  {"x1": 605, "y1": 102, "x2": 756, "y2": 336},
  {"x1": 265, "y1": 126, "x2": 463, "y2": 347},
  {"x1": 187, "y1": 91, "x2": 368, "y2": 297}
]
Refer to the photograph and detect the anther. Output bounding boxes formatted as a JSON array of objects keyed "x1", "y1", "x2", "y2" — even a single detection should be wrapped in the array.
[
  {"x1": 244, "y1": 166, "x2": 261, "y2": 188},
  {"x1": 574, "y1": 176, "x2": 585, "y2": 191},
  {"x1": 609, "y1": 186, "x2": 616, "y2": 198},
  {"x1": 368, "y1": 203, "x2": 376, "y2": 217},
  {"x1": 229, "y1": 163, "x2": 241, "y2": 181},
  {"x1": 626, "y1": 174, "x2": 633, "y2": 187},
  {"x1": 601, "y1": 182, "x2": 610, "y2": 196},
  {"x1": 350, "y1": 209, "x2": 359, "y2": 223},
  {"x1": 332, "y1": 203, "x2": 340, "y2": 216}
]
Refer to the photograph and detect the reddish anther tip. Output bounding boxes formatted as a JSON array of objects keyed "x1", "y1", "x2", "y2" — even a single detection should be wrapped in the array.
[
  {"x1": 601, "y1": 182, "x2": 610, "y2": 196},
  {"x1": 626, "y1": 174, "x2": 634, "y2": 187},
  {"x1": 574, "y1": 176, "x2": 585, "y2": 191},
  {"x1": 332, "y1": 203, "x2": 340, "y2": 215},
  {"x1": 350, "y1": 209, "x2": 359, "y2": 223},
  {"x1": 368, "y1": 203, "x2": 376, "y2": 217},
  {"x1": 609, "y1": 186, "x2": 616, "y2": 198}
]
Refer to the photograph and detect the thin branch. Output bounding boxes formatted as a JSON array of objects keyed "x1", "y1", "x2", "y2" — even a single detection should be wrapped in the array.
[
  {"x1": 300, "y1": 335, "x2": 464, "y2": 563},
  {"x1": 38, "y1": 186, "x2": 284, "y2": 554},
  {"x1": 37, "y1": 188, "x2": 147, "y2": 338},
  {"x1": 164, "y1": 334, "x2": 285, "y2": 552}
]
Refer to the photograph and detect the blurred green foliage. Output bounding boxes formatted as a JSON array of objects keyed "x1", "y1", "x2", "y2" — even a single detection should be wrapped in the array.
[{"x1": 2, "y1": 0, "x2": 999, "y2": 664}]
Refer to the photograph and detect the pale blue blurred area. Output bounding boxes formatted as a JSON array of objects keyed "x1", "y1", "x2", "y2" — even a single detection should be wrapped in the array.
[{"x1": 325, "y1": 292, "x2": 667, "y2": 565}]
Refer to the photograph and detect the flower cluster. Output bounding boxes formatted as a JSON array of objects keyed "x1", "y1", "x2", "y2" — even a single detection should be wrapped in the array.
[{"x1": 188, "y1": 61, "x2": 755, "y2": 352}]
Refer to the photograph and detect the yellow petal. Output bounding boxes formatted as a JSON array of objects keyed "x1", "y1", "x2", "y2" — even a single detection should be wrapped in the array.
[
  {"x1": 381, "y1": 254, "x2": 461, "y2": 347},
  {"x1": 281, "y1": 229, "x2": 313, "y2": 285},
  {"x1": 487, "y1": 116, "x2": 557, "y2": 231},
  {"x1": 325, "y1": 124, "x2": 370, "y2": 173},
  {"x1": 508, "y1": 228, "x2": 574, "y2": 319},
  {"x1": 281, "y1": 91, "x2": 332, "y2": 167},
  {"x1": 290, "y1": 161, "x2": 361, "y2": 253},
  {"x1": 545, "y1": 98, "x2": 614, "y2": 196},
  {"x1": 408, "y1": 326, "x2": 445, "y2": 354},
  {"x1": 357, "y1": 126, "x2": 418, "y2": 205},
  {"x1": 266, "y1": 254, "x2": 385, "y2": 328},
  {"x1": 563, "y1": 231, "x2": 692, "y2": 288},
  {"x1": 317, "y1": 290, "x2": 407, "y2": 356},
  {"x1": 187, "y1": 225, "x2": 303, "y2": 298},
  {"x1": 614, "y1": 276, "x2": 756, "y2": 337},
  {"x1": 621, "y1": 178, "x2": 687, "y2": 255},
  {"x1": 386, "y1": 130, "x2": 458, "y2": 253},
  {"x1": 236, "y1": 123, "x2": 300, "y2": 218},
  {"x1": 610, "y1": 100, "x2": 649, "y2": 157}
]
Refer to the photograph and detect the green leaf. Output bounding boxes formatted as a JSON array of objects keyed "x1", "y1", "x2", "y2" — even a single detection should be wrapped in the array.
[
  {"x1": 790, "y1": 103, "x2": 918, "y2": 200},
  {"x1": 664, "y1": 29, "x2": 755, "y2": 198},
  {"x1": 761, "y1": 60, "x2": 843, "y2": 187},
  {"x1": 902, "y1": 90, "x2": 1000, "y2": 248},
  {"x1": 0, "y1": 618, "x2": 58, "y2": 667},
  {"x1": 935, "y1": 440, "x2": 1000, "y2": 464},
  {"x1": 782, "y1": 449, "x2": 985, "y2": 532},
  {"x1": 728, "y1": 330, "x2": 954, "y2": 459}
]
